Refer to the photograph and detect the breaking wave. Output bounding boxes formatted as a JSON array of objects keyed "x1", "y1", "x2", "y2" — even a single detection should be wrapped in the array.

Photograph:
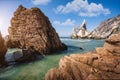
[{"x1": 60, "y1": 38, "x2": 91, "y2": 42}]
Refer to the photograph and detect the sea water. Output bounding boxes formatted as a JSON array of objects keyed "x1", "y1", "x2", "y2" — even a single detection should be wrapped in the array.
[{"x1": 0, "y1": 38, "x2": 104, "y2": 80}]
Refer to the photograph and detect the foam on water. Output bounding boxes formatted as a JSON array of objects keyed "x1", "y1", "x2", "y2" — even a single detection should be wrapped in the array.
[{"x1": 60, "y1": 38, "x2": 91, "y2": 42}]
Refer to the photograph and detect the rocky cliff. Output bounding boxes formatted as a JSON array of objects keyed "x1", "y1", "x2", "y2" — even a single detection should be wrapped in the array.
[
  {"x1": 89, "y1": 15, "x2": 120, "y2": 39},
  {"x1": 5, "y1": 5, "x2": 67, "y2": 57},
  {"x1": 45, "y1": 33, "x2": 120, "y2": 80},
  {"x1": 71, "y1": 19, "x2": 89, "y2": 38},
  {"x1": 0, "y1": 32, "x2": 7, "y2": 67}
]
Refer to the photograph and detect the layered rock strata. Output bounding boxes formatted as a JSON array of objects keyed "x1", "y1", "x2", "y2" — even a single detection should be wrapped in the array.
[
  {"x1": 0, "y1": 32, "x2": 7, "y2": 67},
  {"x1": 5, "y1": 5, "x2": 67, "y2": 56},
  {"x1": 88, "y1": 15, "x2": 120, "y2": 39},
  {"x1": 45, "y1": 33, "x2": 120, "y2": 80}
]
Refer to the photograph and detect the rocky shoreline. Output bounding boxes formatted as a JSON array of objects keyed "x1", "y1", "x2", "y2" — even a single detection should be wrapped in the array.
[
  {"x1": 0, "y1": 32, "x2": 7, "y2": 67},
  {"x1": 71, "y1": 15, "x2": 120, "y2": 39},
  {"x1": 45, "y1": 33, "x2": 120, "y2": 80},
  {"x1": 0, "y1": 4, "x2": 120, "y2": 80},
  {"x1": 0, "y1": 5, "x2": 67, "y2": 67}
]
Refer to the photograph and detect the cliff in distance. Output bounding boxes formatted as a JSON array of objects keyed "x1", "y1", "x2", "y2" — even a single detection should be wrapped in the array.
[
  {"x1": 5, "y1": 5, "x2": 67, "y2": 61},
  {"x1": 71, "y1": 15, "x2": 120, "y2": 39},
  {"x1": 89, "y1": 15, "x2": 120, "y2": 39},
  {"x1": 45, "y1": 32, "x2": 120, "y2": 80}
]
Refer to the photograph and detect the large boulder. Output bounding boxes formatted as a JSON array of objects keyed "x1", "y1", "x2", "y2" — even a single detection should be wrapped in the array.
[
  {"x1": 45, "y1": 33, "x2": 120, "y2": 80},
  {"x1": 0, "y1": 32, "x2": 7, "y2": 67},
  {"x1": 5, "y1": 5, "x2": 67, "y2": 56}
]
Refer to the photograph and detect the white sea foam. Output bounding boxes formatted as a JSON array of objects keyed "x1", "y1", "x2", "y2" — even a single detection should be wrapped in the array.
[{"x1": 60, "y1": 38, "x2": 91, "y2": 42}]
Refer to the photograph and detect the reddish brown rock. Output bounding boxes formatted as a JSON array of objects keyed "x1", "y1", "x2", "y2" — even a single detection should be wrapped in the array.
[
  {"x1": 5, "y1": 5, "x2": 67, "y2": 56},
  {"x1": 45, "y1": 33, "x2": 120, "y2": 80},
  {"x1": 0, "y1": 32, "x2": 7, "y2": 67}
]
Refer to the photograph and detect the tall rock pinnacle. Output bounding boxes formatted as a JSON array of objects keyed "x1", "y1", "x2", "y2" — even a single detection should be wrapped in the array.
[{"x1": 5, "y1": 5, "x2": 67, "y2": 56}]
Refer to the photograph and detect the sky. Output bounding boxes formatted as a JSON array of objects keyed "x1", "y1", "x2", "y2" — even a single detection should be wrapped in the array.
[{"x1": 0, "y1": 0, "x2": 120, "y2": 37}]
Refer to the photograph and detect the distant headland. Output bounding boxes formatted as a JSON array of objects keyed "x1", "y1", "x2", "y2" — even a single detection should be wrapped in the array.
[{"x1": 71, "y1": 15, "x2": 120, "y2": 39}]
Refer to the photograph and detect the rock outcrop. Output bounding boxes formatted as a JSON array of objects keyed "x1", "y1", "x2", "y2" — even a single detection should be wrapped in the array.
[
  {"x1": 5, "y1": 5, "x2": 67, "y2": 57},
  {"x1": 89, "y1": 15, "x2": 120, "y2": 39},
  {"x1": 71, "y1": 19, "x2": 89, "y2": 38},
  {"x1": 0, "y1": 32, "x2": 7, "y2": 67},
  {"x1": 45, "y1": 33, "x2": 120, "y2": 80}
]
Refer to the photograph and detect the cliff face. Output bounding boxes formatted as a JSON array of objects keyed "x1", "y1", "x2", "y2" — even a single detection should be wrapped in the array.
[
  {"x1": 5, "y1": 5, "x2": 67, "y2": 56},
  {"x1": 90, "y1": 15, "x2": 120, "y2": 39},
  {"x1": 0, "y1": 32, "x2": 7, "y2": 67},
  {"x1": 71, "y1": 19, "x2": 89, "y2": 38},
  {"x1": 45, "y1": 33, "x2": 120, "y2": 80}
]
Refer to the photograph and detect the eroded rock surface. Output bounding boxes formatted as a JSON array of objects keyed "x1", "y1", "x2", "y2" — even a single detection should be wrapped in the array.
[
  {"x1": 71, "y1": 19, "x2": 89, "y2": 39},
  {"x1": 89, "y1": 15, "x2": 120, "y2": 39},
  {"x1": 5, "y1": 5, "x2": 67, "y2": 56},
  {"x1": 0, "y1": 32, "x2": 7, "y2": 67},
  {"x1": 45, "y1": 33, "x2": 120, "y2": 80}
]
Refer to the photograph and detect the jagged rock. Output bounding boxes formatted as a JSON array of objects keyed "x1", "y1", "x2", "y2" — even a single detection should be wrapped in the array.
[
  {"x1": 45, "y1": 33, "x2": 120, "y2": 80},
  {"x1": 5, "y1": 5, "x2": 67, "y2": 56},
  {"x1": 71, "y1": 19, "x2": 89, "y2": 39},
  {"x1": 90, "y1": 15, "x2": 120, "y2": 39},
  {"x1": 0, "y1": 32, "x2": 7, "y2": 67}
]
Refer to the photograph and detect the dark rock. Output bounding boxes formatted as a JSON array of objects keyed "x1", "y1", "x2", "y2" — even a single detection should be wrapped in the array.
[
  {"x1": 13, "y1": 51, "x2": 23, "y2": 60},
  {"x1": 79, "y1": 47, "x2": 83, "y2": 50},
  {"x1": 0, "y1": 32, "x2": 7, "y2": 67},
  {"x1": 5, "y1": 5, "x2": 67, "y2": 57}
]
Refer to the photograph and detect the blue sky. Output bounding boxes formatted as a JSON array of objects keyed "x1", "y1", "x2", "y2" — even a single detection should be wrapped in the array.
[{"x1": 0, "y1": 0, "x2": 120, "y2": 37}]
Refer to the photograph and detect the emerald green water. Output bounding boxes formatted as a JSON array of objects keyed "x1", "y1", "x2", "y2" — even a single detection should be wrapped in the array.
[{"x1": 0, "y1": 38, "x2": 104, "y2": 80}]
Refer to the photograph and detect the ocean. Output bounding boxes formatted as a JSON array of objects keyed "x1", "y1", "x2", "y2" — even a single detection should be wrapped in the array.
[{"x1": 0, "y1": 38, "x2": 105, "y2": 80}]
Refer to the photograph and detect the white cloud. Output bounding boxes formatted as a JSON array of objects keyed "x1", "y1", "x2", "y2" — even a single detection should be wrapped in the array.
[
  {"x1": 53, "y1": 19, "x2": 75, "y2": 27},
  {"x1": 53, "y1": 19, "x2": 76, "y2": 36},
  {"x1": 54, "y1": 0, "x2": 110, "y2": 17},
  {"x1": 31, "y1": 0, "x2": 51, "y2": 5}
]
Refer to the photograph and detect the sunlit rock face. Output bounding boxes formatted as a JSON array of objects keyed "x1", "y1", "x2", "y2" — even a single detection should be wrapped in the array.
[
  {"x1": 0, "y1": 32, "x2": 7, "y2": 67},
  {"x1": 90, "y1": 15, "x2": 120, "y2": 39},
  {"x1": 71, "y1": 19, "x2": 89, "y2": 39},
  {"x1": 45, "y1": 33, "x2": 120, "y2": 80},
  {"x1": 5, "y1": 5, "x2": 67, "y2": 56}
]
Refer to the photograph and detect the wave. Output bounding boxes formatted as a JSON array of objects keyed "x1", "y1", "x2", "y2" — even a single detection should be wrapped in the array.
[{"x1": 60, "y1": 38, "x2": 92, "y2": 42}]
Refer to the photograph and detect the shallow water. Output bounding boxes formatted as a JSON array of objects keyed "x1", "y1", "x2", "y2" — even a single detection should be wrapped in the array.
[{"x1": 0, "y1": 38, "x2": 104, "y2": 80}]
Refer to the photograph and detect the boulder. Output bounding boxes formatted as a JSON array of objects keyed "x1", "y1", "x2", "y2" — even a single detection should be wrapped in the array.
[
  {"x1": 45, "y1": 33, "x2": 120, "y2": 80},
  {"x1": 0, "y1": 32, "x2": 7, "y2": 67},
  {"x1": 5, "y1": 5, "x2": 67, "y2": 56}
]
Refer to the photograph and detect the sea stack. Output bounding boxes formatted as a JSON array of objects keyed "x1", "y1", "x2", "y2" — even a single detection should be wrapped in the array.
[
  {"x1": 71, "y1": 19, "x2": 89, "y2": 38},
  {"x1": 0, "y1": 32, "x2": 7, "y2": 67},
  {"x1": 5, "y1": 5, "x2": 67, "y2": 58},
  {"x1": 45, "y1": 33, "x2": 120, "y2": 80}
]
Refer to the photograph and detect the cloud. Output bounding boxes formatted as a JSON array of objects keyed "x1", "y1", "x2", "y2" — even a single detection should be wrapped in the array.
[
  {"x1": 53, "y1": 19, "x2": 75, "y2": 27},
  {"x1": 54, "y1": 0, "x2": 110, "y2": 17},
  {"x1": 53, "y1": 19, "x2": 76, "y2": 36},
  {"x1": 31, "y1": 0, "x2": 51, "y2": 5}
]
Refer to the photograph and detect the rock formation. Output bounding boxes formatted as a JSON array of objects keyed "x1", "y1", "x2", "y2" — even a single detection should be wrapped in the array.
[
  {"x1": 45, "y1": 33, "x2": 120, "y2": 80},
  {"x1": 71, "y1": 19, "x2": 89, "y2": 38},
  {"x1": 5, "y1": 5, "x2": 67, "y2": 58},
  {"x1": 89, "y1": 15, "x2": 120, "y2": 39},
  {"x1": 0, "y1": 32, "x2": 7, "y2": 67}
]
